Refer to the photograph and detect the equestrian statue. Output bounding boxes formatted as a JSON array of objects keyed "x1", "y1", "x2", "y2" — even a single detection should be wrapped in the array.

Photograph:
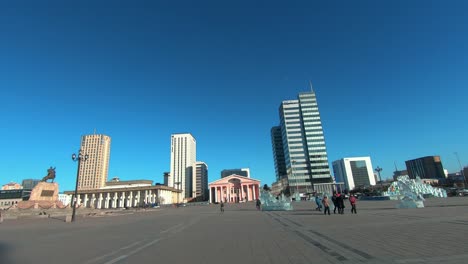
[{"x1": 41, "y1": 167, "x2": 56, "y2": 183}]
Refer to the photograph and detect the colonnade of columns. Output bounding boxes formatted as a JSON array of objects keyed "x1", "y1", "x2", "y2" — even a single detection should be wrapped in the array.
[
  {"x1": 74, "y1": 189, "x2": 174, "y2": 209},
  {"x1": 209, "y1": 184, "x2": 259, "y2": 204}
]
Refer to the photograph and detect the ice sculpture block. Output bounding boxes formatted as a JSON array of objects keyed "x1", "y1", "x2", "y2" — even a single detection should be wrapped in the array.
[
  {"x1": 383, "y1": 176, "x2": 447, "y2": 209},
  {"x1": 259, "y1": 190, "x2": 293, "y2": 211}
]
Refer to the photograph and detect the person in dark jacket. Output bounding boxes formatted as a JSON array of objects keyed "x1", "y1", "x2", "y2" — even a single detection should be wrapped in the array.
[
  {"x1": 331, "y1": 193, "x2": 338, "y2": 214},
  {"x1": 336, "y1": 193, "x2": 345, "y2": 214}
]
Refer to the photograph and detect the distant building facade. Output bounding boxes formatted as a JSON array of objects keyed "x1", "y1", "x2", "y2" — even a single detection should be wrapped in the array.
[
  {"x1": 58, "y1": 193, "x2": 72, "y2": 207},
  {"x1": 209, "y1": 175, "x2": 260, "y2": 203},
  {"x1": 64, "y1": 183, "x2": 180, "y2": 209},
  {"x1": 78, "y1": 134, "x2": 111, "y2": 190},
  {"x1": 169, "y1": 133, "x2": 196, "y2": 199},
  {"x1": 332, "y1": 157, "x2": 376, "y2": 191},
  {"x1": 193, "y1": 162, "x2": 208, "y2": 200},
  {"x1": 271, "y1": 90, "x2": 333, "y2": 194},
  {"x1": 21, "y1": 179, "x2": 41, "y2": 190},
  {"x1": 392, "y1": 170, "x2": 409, "y2": 181},
  {"x1": 221, "y1": 168, "x2": 250, "y2": 178},
  {"x1": 1, "y1": 182, "x2": 22, "y2": 190},
  {"x1": 0, "y1": 189, "x2": 27, "y2": 209},
  {"x1": 405, "y1": 156, "x2": 445, "y2": 179}
]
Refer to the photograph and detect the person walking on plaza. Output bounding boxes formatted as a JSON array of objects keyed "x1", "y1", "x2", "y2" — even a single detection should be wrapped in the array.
[
  {"x1": 256, "y1": 199, "x2": 261, "y2": 211},
  {"x1": 336, "y1": 192, "x2": 344, "y2": 214},
  {"x1": 314, "y1": 194, "x2": 322, "y2": 211},
  {"x1": 220, "y1": 201, "x2": 225, "y2": 213},
  {"x1": 332, "y1": 192, "x2": 338, "y2": 214},
  {"x1": 349, "y1": 194, "x2": 357, "y2": 214},
  {"x1": 322, "y1": 195, "x2": 330, "y2": 215}
]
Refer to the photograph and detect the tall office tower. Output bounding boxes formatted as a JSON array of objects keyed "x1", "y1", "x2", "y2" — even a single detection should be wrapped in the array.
[
  {"x1": 220, "y1": 168, "x2": 250, "y2": 178},
  {"x1": 405, "y1": 156, "x2": 445, "y2": 179},
  {"x1": 78, "y1": 134, "x2": 111, "y2": 190},
  {"x1": 169, "y1": 133, "x2": 196, "y2": 199},
  {"x1": 332, "y1": 157, "x2": 376, "y2": 191},
  {"x1": 271, "y1": 126, "x2": 287, "y2": 181},
  {"x1": 193, "y1": 162, "x2": 208, "y2": 200},
  {"x1": 271, "y1": 90, "x2": 332, "y2": 194}
]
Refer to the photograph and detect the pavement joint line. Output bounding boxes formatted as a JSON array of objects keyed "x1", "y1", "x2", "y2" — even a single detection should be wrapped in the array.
[
  {"x1": 84, "y1": 241, "x2": 143, "y2": 264},
  {"x1": 268, "y1": 212, "x2": 351, "y2": 263},
  {"x1": 271, "y1": 211, "x2": 375, "y2": 261},
  {"x1": 160, "y1": 223, "x2": 184, "y2": 234},
  {"x1": 445, "y1": 221, "x2": 468, "y2": 226},
  {"x1": 307, "y1": 229, "x2": 374, "y2": 260},
  {"x1": 102, "y1": 238, "x2": 162, "y2": 264},
  {"x1": 293, "y1": 230, "x2": 348, "y2": 262}
]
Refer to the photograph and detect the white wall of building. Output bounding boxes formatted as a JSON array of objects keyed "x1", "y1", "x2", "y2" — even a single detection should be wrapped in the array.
[
  {"x1": 333, "y1": 157, "x2": 376, "y2": 191},
  {"x1": 58, "y1": 193, "x2": 72, "y2": 206}
]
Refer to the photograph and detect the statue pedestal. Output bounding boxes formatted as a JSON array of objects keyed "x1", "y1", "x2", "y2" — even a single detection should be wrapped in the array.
[{"x1": 17, "y1": 182, "x2": 65, "y2": 209}]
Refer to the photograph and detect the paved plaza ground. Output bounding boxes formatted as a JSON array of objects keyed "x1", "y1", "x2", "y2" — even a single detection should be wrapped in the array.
[{"x1": 1, "y1": 197, "x2": 468, "y2": 264}]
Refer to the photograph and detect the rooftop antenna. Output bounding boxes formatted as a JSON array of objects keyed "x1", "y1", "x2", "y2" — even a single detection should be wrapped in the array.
[{"x1": 309, "y1": 80, "x2": 314, "y2": 93}]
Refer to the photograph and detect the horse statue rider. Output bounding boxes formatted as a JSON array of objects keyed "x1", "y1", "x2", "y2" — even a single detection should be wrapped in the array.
[{"x1": 41, "y1": 167, "x2": 56, "y2": 183}]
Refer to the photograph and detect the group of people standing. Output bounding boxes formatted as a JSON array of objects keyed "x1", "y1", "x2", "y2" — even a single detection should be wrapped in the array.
[{"x1": 316, "y1": 192, "x2": 357, "y2": 215}]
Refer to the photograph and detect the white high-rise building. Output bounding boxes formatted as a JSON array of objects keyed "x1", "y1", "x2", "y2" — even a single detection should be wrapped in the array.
[
  {"x1": 332, "y1": 157, "x2": 376, "y2": 191},
  {"x1": 78, "y1": 134, "x2": 111, "y2": 190},
  {"x1": 169, "y1": 133, "x2": 196, "y2": 199}
]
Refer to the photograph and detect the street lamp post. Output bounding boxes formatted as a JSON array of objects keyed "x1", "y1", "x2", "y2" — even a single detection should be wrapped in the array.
[
  {"x1": 454, "y1": 152, "x2": 468, "y2": 188},
  {"x1": 375, "y1": 166, "x2": 383, "y2": 185},
  {"x1": 71, "y1": 150, "x2": 88, "y2": 222}
]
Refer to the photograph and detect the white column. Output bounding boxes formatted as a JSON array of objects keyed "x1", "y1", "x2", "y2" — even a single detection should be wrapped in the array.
[
  {"x1": 240, "y1": 185, "x2": 244, "y2": 202},
  {"x1": 112, "y1": 192, "x2": 118, "y2": 208},
  {"x1": 128, "y1": 192, "x2": 133, "y2": 208},
  {"x1": 105, "y1": 193, "x2": 110, "y2": 209},
  {"x1": 76, "y1": 194, "x2": 81, "y2": 206},
  {"x1": 91, "y1": 194, "x2": 96, "y2": 208},
  {"x1": 120, "y1": 192, "x2": 125, "y2": 208},
  {"x1": 209, "y1": 187, "x2": 212, "y2": 203},
  {"x1": 97, "y1": 193, "x2": 103, "y2": 209},
  {"x1": 83, "y1": 194, "x2": 88, "y2": 208},
  {"x1": 135, "y1": 191, "x2": 140, "y2": 207}
]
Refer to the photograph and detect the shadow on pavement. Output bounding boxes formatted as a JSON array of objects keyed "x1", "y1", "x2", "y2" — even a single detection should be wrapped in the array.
[{"x1": 0, "y1": 242, "x2": 12, "y2": 264}]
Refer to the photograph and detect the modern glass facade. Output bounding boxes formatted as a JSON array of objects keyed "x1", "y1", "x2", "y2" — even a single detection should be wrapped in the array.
[
  {"x1": 271, "y1": 126, "x2": 287, "y2": 181},
  {"x1": 405, "y1": 156, "x2": 445, "y2": 179},
  {"x1": 272, "y1": 91, "x2": 332, "y2": 193}
]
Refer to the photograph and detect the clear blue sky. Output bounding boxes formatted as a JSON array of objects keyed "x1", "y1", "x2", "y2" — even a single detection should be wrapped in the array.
[{"x1": 1, "y1": 1, "x2": 467, "y2": 191}]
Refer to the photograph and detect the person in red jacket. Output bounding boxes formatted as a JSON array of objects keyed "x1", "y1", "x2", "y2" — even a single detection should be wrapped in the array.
[{"x1": 349, "y1": 194, "x2": 357, "y2": 214}]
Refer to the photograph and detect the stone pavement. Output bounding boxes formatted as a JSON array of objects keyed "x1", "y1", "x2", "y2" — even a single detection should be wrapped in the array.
[{"x1": 1, "y1": 197, "x2": 467, "y2": 264}]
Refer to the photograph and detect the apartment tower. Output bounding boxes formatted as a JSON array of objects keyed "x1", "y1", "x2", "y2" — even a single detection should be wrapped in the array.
[
  {"x1": 193, "y1": 162, "x2": 209, "y2": 201},
  {"x1": 169, "y1": 133, "x2": 196, "y2": 199},
  {"x1": 78, "y1": 134, "x2": 111, "y2": 190},
  {"x1": 271, "y1": 90, "x2": 332, "y2": 194}
]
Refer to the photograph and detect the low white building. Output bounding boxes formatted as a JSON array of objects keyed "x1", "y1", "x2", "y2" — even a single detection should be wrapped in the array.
[
  {"x1": 332, "y1": 157, "x2": 376, "y2": 191},
  {"x1": 58, "y1": 193, "x2": 72, "y2": 206},
  {"x1": 64, "y1": 180, "x2": 180, "y2": 209}
]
